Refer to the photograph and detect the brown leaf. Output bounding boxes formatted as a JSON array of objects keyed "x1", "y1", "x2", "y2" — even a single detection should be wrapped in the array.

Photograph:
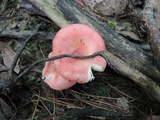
[
  {"x1": 83, "y1": 0, "x2": 128, "y2": 16},
  {"x1": 117, "y1": 30, "x2": 142, "y2": 41},
  {"x1": 0, "y1": 41, "x2": 20, "y2": 74},
  {"x1": 0, "y1": 64, "x2": 8, "y2": 72},
  {"x1": 0, "y1": 72, "x2": 8, "y2": 80},
  {"x1": 117, "y1": 97, "x2": 129, "y2": 111},
  {"x1": 0, "y1": 98, "x2": 14, "y2": 118},
  {"x1": 0, "y1": 0, "x2": 8, "y2": 13},
  {"x1": 72, "y1": 0, "x2": 85, "y2": 8},
  {"x1": 155, "y1": 0, "x2": 160, "y2": 28},
  {"x1": 147, "y1": 115, "x2": 160, "y2": 120}
]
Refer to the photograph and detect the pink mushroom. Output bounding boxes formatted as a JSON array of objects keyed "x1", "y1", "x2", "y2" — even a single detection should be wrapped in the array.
[{"x1": 42, "y1": 24, "x2": 106, "y2": 90}]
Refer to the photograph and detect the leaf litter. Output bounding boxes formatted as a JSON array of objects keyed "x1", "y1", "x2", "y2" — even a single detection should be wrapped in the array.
[
  {"x1": 0, "y1": 41, "x2": 20, "y2": 74},
  {"x1": 0, "y1": 0, "x2": 160, "y2": 120}
]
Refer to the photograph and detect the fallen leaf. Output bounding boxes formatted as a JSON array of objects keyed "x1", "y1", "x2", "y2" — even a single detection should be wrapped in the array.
[
  {"x1": 0, "y1": 72, "x2": 8, "y2": 80},
  {"x1": 83, "y1": 0, "x2": 128, "y2": 16},
  {"x1": 117, "y1": 30, "x2": 142, "y2": 42},
  {"x1": 0, "y1": 98, "x2": 14, "y2": 118},
  {"x1": 117, "y1": 97, "x2": 129, "y2": 111},
  {"x1": 0, "y1": 64, "x2": 8, "y2": 72},
  {"x1": 72, "y1": 0, "x2": 85, "y2": 8},
  {"x1": 147, "y1": 115, "x2": 160, "y2": 120},
  {"x1": 0, "y1": 0, "x2": 8, "y2": 13},
  {"x1": 0, "y1": 41, "x2": 20, "y2": 74},
  {"x1": 155, "y1": 0, "x2": 160, "y2": 28}
]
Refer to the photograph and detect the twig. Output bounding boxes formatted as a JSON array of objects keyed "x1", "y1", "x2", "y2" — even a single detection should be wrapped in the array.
[
  {"x1": 0, "y1": 29, "x2": 54, "y2": 40},
  {"x1": 8, "y1": 23, "x2": 42, "y2": 79},
  {"x1": 1, "y1": 48, "x2": 112, "y2": 89},
  {"x1": 55, "y1": 108, "x2": 122, "y2": 120},
  {"x1": 31, "y1": 92, "x2": 41, "y2": 120},
  {"x1": 14, "y1": 50, "x2": 109, "y2": 83}
]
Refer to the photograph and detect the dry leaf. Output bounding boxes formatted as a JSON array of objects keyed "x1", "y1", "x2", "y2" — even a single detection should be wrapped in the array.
[
  {"x1": 0, "y1": 0, "x2": 8, "y2": 13},
  {"x1": 0, "y1": 64, "x2": 8, "y2": 72},
  {"x1": 0, "y1": 41, "x2": 20, "y2": 74},
  {"x1": 0, "y1": 72, "x2": 8, "y2": 80},
  {"x1": 155, "y1": 0, "x2": 160, "y2": 28},
  {"x1": 117, "y1": 30, "x2": 142, "y2": 41},
  {"x1": 117, "y1": 97, "x2": 129, "y2": 111},
  {"x1": 83, "y1": 0, "x2": 128, "y2": 16},
  {"x1": 72, "y1": 0, "x2": 85, "y2": 8},
  {"x1": 147, "y1": 115, "x2": 160, "y2": 120},
  {"x1": 0, "y1": 98, "x2": 14, "y2": 118}
]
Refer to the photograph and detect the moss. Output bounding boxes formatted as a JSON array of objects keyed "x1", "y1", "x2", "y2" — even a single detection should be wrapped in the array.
[
  {"x1": 88, "y1": 82, "x2": 110, "y2": 96},
  {"x1": 107, "y1": 20, "x2": 117, "y2": 30}
]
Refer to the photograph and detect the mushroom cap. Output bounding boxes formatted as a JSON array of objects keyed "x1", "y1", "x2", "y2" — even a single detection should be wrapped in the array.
[
  {"x1": 42, "y1": 53, "x2": 76, "y2": 90},
  {"x1": 52, "y1": 24, "x2": 106, "y2": 83},
  {"x1": 42, "y1": 24, "x2": 107, "y2": 90}
]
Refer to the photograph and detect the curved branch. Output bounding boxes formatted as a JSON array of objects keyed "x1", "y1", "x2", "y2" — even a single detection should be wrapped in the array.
[
  {"x1": 14, "y1": 51, "x2": 106, "y2": 83},
  {"x1": 55, "y1": 108, "x2": 122, "y2": 120},
  {"x1": 139, "y1": 0, "x2": 160, "y2": 70},
  {"x1": 8, "y1": 23, "x2": 42, "y2": 79}
]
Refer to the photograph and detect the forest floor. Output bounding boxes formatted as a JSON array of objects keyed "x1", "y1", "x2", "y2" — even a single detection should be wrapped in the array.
[{"x1": 0, "y1": 0, "x2": 160, "y2": 120}]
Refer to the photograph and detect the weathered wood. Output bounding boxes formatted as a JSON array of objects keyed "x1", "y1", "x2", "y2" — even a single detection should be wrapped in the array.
[
  {"x1": 55, "y1": 108, "x2": 122, "y2": 120},
  {"x1": 140, "y1": 0, "x2": 160, "y2": 71},
  {"x1": 28, "y1": 0, "x2": 69, "y2": 27},
  {"x1": 57, "y1": 0, "x2": 160, "y2": 81},
  {"x1": 0, "y1": 29, "x2": 54, "y2": 40},
  {"x1": 28, "y1": 0, "x2": 160, "y2": 102},
  {"x1": 102, "y1": 50, "x2": 160, "y2": 102}
]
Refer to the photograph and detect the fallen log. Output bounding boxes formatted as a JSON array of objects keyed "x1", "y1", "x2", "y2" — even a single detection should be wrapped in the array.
[
  {"x1": 0, "y1": 29, "x2": 54, "y2": 40},
  {"x1": 139, "y1": 0, "x2": 160, "y2": 71},
  {"x1": 28, "y1": 0, "x2": 160, "y2": 102}
]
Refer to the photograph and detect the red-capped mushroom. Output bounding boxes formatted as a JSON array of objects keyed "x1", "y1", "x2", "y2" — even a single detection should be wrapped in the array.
[
  {"x1": 42, "y1": 53, "x2": 76, "y2": 90},
  {"x1": 42, "y1": 24, "x2": 106, "y2": 90}
]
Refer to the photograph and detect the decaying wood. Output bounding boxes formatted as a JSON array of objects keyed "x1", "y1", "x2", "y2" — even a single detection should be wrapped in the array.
[
  {"x1": 28, "y1": 0, "x2": 160, "y2": 102},
  {"x1": 0, "y1": 29, "x2": 54, "y2": 40},
  {"x1": 28, "y1": 0, "x2": 69, "y2": 28},
  {"x1": 55, "y1": 108, "x2": 122, "y2": 120},
  {"x1": 139, "y1": 0, "x2": 160, "y2": 71}
]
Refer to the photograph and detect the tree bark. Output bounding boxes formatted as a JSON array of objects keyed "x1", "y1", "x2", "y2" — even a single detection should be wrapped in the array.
[
  {"x1": 28, "y1": 0, "x2": 160, "y2": 102},
  {"x1": 139, "y1": 0, "x2": 160, "y2": 71},
  {"x1": 56, "y1": 0, "x2": 160, "y2": 80},
  {"x1": 0, "y1": 29, "x2": 54, "y2": 40}
]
